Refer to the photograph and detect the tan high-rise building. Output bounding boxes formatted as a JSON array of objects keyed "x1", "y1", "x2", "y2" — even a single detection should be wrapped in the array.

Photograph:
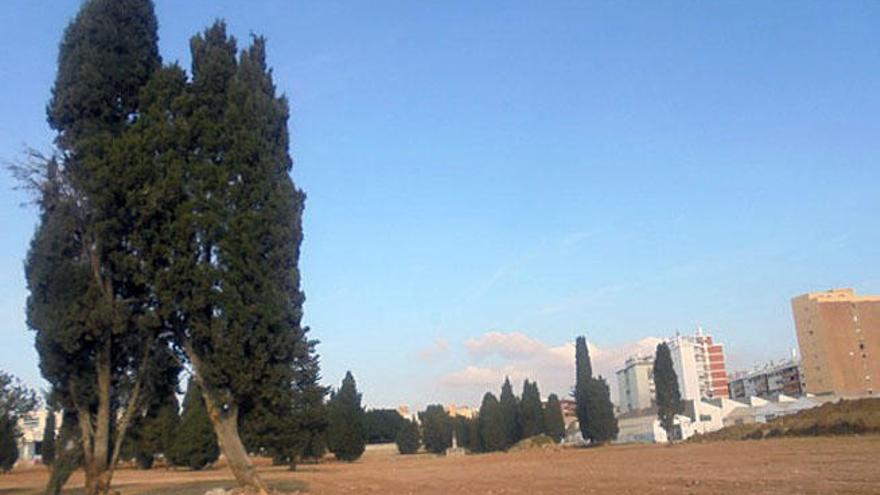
[{"x1": 792, "y1": 289, "x2": 880, "y2": 397}]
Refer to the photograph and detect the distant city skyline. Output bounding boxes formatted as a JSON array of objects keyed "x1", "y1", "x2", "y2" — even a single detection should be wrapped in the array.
[{"x1": 1, "y1": 1, "x2": 879, "y2": 410}]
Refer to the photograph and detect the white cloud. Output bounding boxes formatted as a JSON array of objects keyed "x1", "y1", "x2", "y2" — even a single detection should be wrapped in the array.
[
  {"x1": 465, "y1": 331, "x2": 546, "y2": 360},
  {"x1": 439, "y1": 331, "x2": 662, "y2": 403}
]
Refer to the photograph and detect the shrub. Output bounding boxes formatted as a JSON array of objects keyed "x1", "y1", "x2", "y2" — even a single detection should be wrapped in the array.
[{"x1": 395, "y1": 419, "x2": 421, "y2": 455}]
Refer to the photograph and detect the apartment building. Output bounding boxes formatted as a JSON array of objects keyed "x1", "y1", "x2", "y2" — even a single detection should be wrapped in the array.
[
  {"x1": 792, "y1": 288, "x2": 880, "y2": 397},
  {"x1": 728, "y1": 355, "x2": 805, "y2": 400},
  {"x1": 667, "y1": 328, "x2": 729, "y2": 401},
  {"x1": 615, "y1": 355, "x2": 655, "y2": 413}
]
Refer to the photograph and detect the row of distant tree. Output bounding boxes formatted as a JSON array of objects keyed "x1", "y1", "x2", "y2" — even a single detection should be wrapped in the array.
[
  {"x1": 1, "y1": 337, "x2": 683, "y2": 474},
  {"x1": 322, "y1": 335, "x2": 623, "y2": 459}
]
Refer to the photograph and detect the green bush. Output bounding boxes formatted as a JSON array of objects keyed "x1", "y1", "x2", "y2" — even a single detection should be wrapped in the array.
[{"x1": 395, "y1": 419, "x2": 421, "y2": 455}]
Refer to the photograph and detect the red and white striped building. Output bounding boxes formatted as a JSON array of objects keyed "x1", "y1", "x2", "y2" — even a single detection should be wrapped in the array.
[{"x1": 668, "y1": 328, "x2": 729, "y2": 401}]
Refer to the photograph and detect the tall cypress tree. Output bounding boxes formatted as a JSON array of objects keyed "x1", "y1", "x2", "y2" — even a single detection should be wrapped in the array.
[
  {"x1": 36, "y1": 1, "x2": 164, "y2": 492},
  {"x1": 585, "y1": 376, "x2": 618, "y2": 444},
  {"x1": 42, "y1": 410, "x2": 56, "y2": 466},
  {"x1": 499, "y1": 377, "x2": 522, "y2": 448},
  {"x1": 519, "y1": 380, "x2": 545, "y2": 438},
  {"x1": 574, "y1": 336, "x2": 593, "y2": 443},
  {"x1": 327, "y1": 372, "x2": 366, "y2": 462},
  {"x1": 139, "y1": 22, "x2": 313, "y2": 493},
  {"x1": 653, "y1": 343, "x2": 682, "y2": 442},
  {"x1": 477, "y1": 392, "x2": 506, "y2": 453},
  {"x1": 543, "y1": 393, "x2": 566, "y2": 442}
]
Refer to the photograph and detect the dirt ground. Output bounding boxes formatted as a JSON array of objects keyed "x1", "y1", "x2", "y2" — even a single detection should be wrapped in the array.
[{"x1": 2, "y1": 436, "x2": 880, "y2": 494}]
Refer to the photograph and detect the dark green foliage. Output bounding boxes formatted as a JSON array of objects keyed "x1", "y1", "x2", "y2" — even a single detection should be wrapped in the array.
[
  {"x1": 42, "y1": 411, "x2": 56, "y2": 466},
  {"x1": 466, "y1": 416, "x2": 481, "y2": 452},
  {"x1": 0, "y1": 371, "x2": 37, "y2": 472},
  {"x1": 519, "y1": 380, "x2": 545, "y2": 438},
  {"x1": 0, "y1": 416, "x2": 18, "y2": 472},
  {"x1": 453, "y1": 416, "x2": 477, "y2": 452},
  {"x1": 301, "y1": 431, "x2": 327, "y2": 462},
  {"x1": 241, "y1": 342, "x2": 328, "y2": 469},
  {"x1": 364, "y1": 409, "x2": 407, "y2": 444},
  {"x1": 167, "y1": 380, "x2": 218, "y2": 470},
  {"x1": 419, "y1": 405, "x2": 453, "y2": 455},
  {"x1": 574, "y1": 336, "x2": 593, "y2": 442},
  {"x1": 137, "y1": 23, "x2": 316, "y2": 487},
  {"x1": 327, "y1": 372, "x2": 365, "y2": 462},
  {"x1": 48, "y1": 0, "x2": 160, "y2": 147},
  {"x1": 290, "y1": 357, "x2": 329, "y2": 464},
  {"x1": 123, "y1": 393, "x2": 179, "y2": 469},
  {"x1": 395, "y1": 419, "x2": 420, "y2": 455},
  {"x1": 573, "y1": 337, "x2": 618, "y2": 445},
  {"x1": 499, "y1": 377, "x2": 522, "y2": 448},
  {"x1": 584, "y1": 376, "x2": 618, "y2": 444},
  {"x1": 653, "y1": 342, "x2": 683, "y2": 442},
  {"x1": 543, "y1": 394, "x2": 565, "y2": 442},
  {"x1": 160, "y1": 22, "x2": 311, "y2": 410},
  {"x1": 478, "y1": 393, "x2": 506, "y2": 452},
  {"x1": 25, "y1": 2, "x2": 314, "y2": 491},
  {"x1": 28, "y1": 2, "x2": 171, "y2": 491},
  {"x1": 0, "y1": 371, "x2": 37, "y2": 427}
]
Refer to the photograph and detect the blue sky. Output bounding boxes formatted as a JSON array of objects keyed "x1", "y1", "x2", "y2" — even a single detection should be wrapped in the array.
[{"x1": 1, "y1": 1, "x2": 878, "y2": 409}]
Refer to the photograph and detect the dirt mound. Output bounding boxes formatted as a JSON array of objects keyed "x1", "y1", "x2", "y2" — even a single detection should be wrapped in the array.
[
  {"x1": 691, "y1": 397, "x2": 880, "y2": 442},
  {"x1": 507, "y1": 434, "x2": 561, "y2": 452}
]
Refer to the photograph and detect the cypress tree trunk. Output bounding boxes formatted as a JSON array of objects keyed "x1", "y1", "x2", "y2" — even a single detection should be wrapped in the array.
[
  {"x1": 43, "y1": 411, "x2": 80, "y2": 495},
  {"x1": 187, "y1": 345, "x2": 269, "y2": 494},
  {"x1": 44, "y1": 450, "x2": 78, "y2": 495},
  {"x1": 202, "y1": 396, "x2": 269, "y2": 495}
]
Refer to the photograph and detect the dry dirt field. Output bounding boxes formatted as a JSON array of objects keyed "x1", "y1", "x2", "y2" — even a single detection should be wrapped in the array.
[{"x1": 2, "y1": 436, "x2": 880, "y2": 495}]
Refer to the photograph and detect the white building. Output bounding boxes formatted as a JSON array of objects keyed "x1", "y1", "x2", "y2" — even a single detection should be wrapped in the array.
[
  {"x1": 16, "y1": 409, "x2": 62, "y2": 465},
  {"x1": 667, "y1": 328, "x2": 729, "y2": 402},
  {"x1": 614, "y1": 393, "x2": 822, "y2": 444},
  {"x1": 615, "y1": 355, "x2": 655, "y2": 413},
  {"x1": 616, "y1": 406, "x2": 699, "y2": 443},
  {"x1": 728, "y1": 354, "x2": 805, "y2": 400}
]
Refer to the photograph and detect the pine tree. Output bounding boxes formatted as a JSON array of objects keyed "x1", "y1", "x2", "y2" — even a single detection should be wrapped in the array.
[
  {"x1": 585, "y1": 377, "x2": 618, "y2": 444},
  {"x1": 499, "y1": 377, "x2": 522, "y2": 448},
  {"x1": 574, "y1": 336, "x2": 593, "y2": 443},
  {"x1": 478, "y1": 393, "x2": 506, "y2": 452},
  {"x1": 653, "y1": 342, "x2": 682, "y2": 442},
  {"x1": 420, "y1": 405, "x2": 452, "y2": 454},
  {"x1": 395, "y1": 419, "x2": 421, "y2": 455},
  {"x1": 543, "y1": 393, "x2": 566, "y2": 442},
  {"x1": 42, "y1": 410, "x2": 56, "y2": 466},
  {"x1": 167, "y1": 380, "x2": 218, "y2": 470},
  {"x1": 327, "y1": 372, "x2": 366, "y2": 462}
]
